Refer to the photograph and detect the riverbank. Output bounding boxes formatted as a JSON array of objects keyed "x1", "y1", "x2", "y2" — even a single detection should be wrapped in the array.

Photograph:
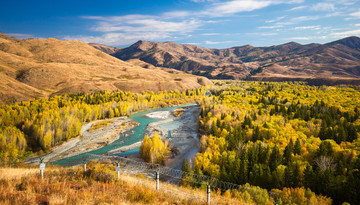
[
  {"x1": 107, "y1": 105, "x2": 200, "y2": 169},
  {"x1": 31, "y1": 103, "x2": 200, "y2": 169},
  {"x1": 164, "y1": 106, "x2": 200, "y2": 168},
  {"x1": 28, "y1": 117, "x2": 138, "y2": 164}
]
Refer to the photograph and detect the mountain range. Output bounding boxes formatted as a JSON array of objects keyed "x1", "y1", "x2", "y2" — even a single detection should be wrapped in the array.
[
  {"x1": 92, "y1": 36, "x2": 360, "y2": 85},
  {"x1": 0, "y1": 33, "x2": 211, "y2": 104},
  {"x1": 2, "y1": 32, "x2": 360, "y2": 104}
]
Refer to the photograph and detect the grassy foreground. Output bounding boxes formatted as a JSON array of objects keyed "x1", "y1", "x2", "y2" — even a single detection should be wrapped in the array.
[{"x1": 0, "y1": 162, "x2": 249, "y2": 205}]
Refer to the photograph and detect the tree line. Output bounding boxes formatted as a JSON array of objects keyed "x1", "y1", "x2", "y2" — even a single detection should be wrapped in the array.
[
  {"x1": 0, "y1": 88, "x2": 208, "y2": 165},
  {"x1": 187, "y1": 81, "x2": 360, "y2": 204}
]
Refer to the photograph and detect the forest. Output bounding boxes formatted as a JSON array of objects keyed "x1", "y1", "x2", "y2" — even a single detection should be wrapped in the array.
[
  {"x1": 187, "y1": 81, "x2": 360, "y2": 204},
  {"x1": 1, "y1": 80, "x2": 360, "y2": 204},
  {"x1": 0, "y1": 87, "x2": 208, "y2": 165}
]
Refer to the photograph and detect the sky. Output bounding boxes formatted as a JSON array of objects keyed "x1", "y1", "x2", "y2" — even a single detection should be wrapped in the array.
[{"x1": 1, "y1": 0, "x2": 360, "y2": 48}]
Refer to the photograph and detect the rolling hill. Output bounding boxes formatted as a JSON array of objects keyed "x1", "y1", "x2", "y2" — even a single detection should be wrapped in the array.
[
  {"x1": 93, "y1": 36, "x2": 360, "y2": 85},
  {"x1": 0, "y1": 33, "x2": 212, "y2": 104}
]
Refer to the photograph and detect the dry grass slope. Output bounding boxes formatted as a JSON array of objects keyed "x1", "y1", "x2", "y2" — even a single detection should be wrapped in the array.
[
  {"x1": 0, "y1": 33, "x2": 212, "y2": 104},
  {"x1": 0, "y1": 164, "x2": 249, "y2": 205}
]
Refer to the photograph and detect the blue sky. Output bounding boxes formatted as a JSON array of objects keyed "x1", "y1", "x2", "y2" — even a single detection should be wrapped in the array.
[{"x1": 1, "y1": 0, "x2": 360, "y2": 48}]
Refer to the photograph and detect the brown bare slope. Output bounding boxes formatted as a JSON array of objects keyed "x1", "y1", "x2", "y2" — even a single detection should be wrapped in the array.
[
  {"x1": 0, "y1": 33, "x2": 211, "y2": 104},
  {"x1": 88, "y1": 43, "x2": 121, "y2": 55},
  {"x1": 93, "y1": 36, "x2": 360, "y2": 84}
]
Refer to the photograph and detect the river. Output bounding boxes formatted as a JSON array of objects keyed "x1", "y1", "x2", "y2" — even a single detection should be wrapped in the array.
[{"x1": 52, "y1": 103, "x2": 199, "y2": 167}]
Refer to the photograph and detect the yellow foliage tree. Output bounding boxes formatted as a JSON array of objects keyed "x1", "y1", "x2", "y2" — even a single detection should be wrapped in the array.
[{"x1": 140, "y1": 132, "x2": 169, "y2": 164}]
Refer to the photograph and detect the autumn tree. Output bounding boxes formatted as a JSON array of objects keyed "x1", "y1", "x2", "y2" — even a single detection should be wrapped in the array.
[{"x1": 140, "y1": 132, "x2": 169, "y2": 164}]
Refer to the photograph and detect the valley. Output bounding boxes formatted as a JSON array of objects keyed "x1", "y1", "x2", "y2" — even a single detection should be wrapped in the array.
[{"x1": 2, "y1": 0, "x2": 360, "y2": 204}]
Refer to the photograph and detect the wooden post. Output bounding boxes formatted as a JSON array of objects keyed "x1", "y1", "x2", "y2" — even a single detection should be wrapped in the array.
[
  {"x1": 39, "y1": 158, "x2": 45, "y2": 179},
  {"x1": 207, "y1": 184, "x2": 211, "y2": 204},
  {"x1": 156, "y1": 170, "x2": 159, "y2": 191}
]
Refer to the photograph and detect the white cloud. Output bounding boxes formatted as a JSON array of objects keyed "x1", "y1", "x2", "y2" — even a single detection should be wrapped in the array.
[
  {"x1": 204, "y1": 40, "x2": 236, "y2": 45},
  {"x1": 202, "y1": 0, "x2": 273, "y2": 17},
  {"x1": 287, "y1": 37, "x2": 311, "y2": 40},
  {"x1": 64, "y1": 32, "x2": 171, "y2": 45},
  {"x1": 82, "y1": 15, "x2": 202, "y2": 33},
  {"x1": 259, "y1": 33, "x2": 279, "y2": 36},
  {"x1": 201, "y1": 33, "x2": 221, "y2": 35},
  {"x1": 73, "y1": 0, "x2": 305, "y2": 46},
  {"x1": 294, "y1": 25, "x2": 321, "y2": 30},
  {"x1": 81, "y1": 15, "x2": 153, "y2": 22},
  {"x1": 287, "y1": 36, "x2": 328, "y2": 41},
  {"x1": 291, "y1": 16, "x2": 320, "y2": 22},
  {"x1": 258, "y1": 24, "x2": 284, "y2": 29},
  {"x1": 6, "y1": 33, "x2": 35, "y2": 39},
  {"x1": 350, "y1": 10, "x2": 360, "y2": 18},
  {"x1": 265, "y1": 16, "x2": 286, "y2": 23},
  {"x1": 190, "y1": 0, "x2": 214, "y2": 2},
  {"x1": 355, "y1": 24, "x2": 360, "y2": 26},
  {"x1": 331, "y1": 29, "x2": 360, "y2": 38},
  {"x1": 328, "y1": 0, "x2": 357, "y2": 6},
  {"x1": 162, "y1": 11, "x2": 191, "y2": 18},
  {"x1": 287, "y1": 6, "x2": 307, "y2": 11},
  {"x1": 68, "y1": 14, "x2": 203, "y2": 45},
  {"x1": 259, "y1": 15, "x2": 321, "y2": 31},
  {"x1": 311, "y1": 3, "x2": 335, "y2": 11},
  {"x1": 93, "y1": 19, "x2": 201, "y2": 33}
]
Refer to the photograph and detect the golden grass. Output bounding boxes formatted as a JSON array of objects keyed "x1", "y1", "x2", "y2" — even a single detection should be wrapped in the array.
[
  {"x1": 0, "y1": 163, "x2": 250, "y2": 205},
  {"x1": 0, "y1": 168, "x2": 38, "y2": 179},
  {"x1": 173, "y1": 108, "x2": 185, "y2": 117},
  {"x1": 88, "y1": 119, "x2": 115, "y2": 132}
]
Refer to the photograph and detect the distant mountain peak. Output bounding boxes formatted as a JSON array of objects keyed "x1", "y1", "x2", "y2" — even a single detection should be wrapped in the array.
[
  {"x1": 283, "y1": 41, "x2": 302, "y2": 46},
  {"x1": 327, "y1": 36, "x2": 360, "y2": 50},
  {"x1": 90, "y1": 36, "x2": 360, "y2": 85}
]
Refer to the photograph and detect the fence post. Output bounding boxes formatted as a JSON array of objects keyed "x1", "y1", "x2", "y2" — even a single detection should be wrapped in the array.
[
  {"x1": 116, "y1": 162, "x2": 120, "y2": 179},
  {"x1": 39, "y1": 158, "x2": 45, "y2": 179},
  {"x1": 207, "y1": 184, "x2": 211, "y2": 204},
  {"x1": 156, "y1": 169, "x2": 160, "y2": 191},
  {"x1": 83, "y1": 160, "x2": 87, "y2": 172}
]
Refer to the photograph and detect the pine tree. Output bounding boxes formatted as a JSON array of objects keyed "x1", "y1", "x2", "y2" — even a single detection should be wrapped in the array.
[
  {"x1": 270, "y1": 145, "x2": 282, "y2": 172},
  {"x1": 294, "y1": 138, "x2": 301, "y2": 155},
  {"x1": 303, "y1": 164, "x2": 314, "y2": 188},
  {"x1": 283, "y1": 139, "x2": 294, "y2": 165},
  {"x1": 180, "y1": 159, "x2": 192, "y2": 186},
  {"x1": 292, "y1": 162, "x2": 302, "y2": 187},
  {"x1": 284, "y1": 165, "x2": 293, "y2": 187}
]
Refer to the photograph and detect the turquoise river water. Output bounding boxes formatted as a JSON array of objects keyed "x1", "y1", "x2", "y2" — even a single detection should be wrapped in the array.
[{"x1": 52, "y1": 103, "x2": 197, "y2": 167}]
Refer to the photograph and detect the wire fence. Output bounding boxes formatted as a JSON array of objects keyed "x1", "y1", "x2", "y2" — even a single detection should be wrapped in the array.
[{"x1": 75, "y1": 153, "x2": 281, "y2": 203}]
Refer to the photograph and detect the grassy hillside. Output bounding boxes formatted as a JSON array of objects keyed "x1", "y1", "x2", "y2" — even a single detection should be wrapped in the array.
[
  {"x1": 0, "y1": 33, "x2": 211, "y2": 104},
  {"x1": 0, "y1": 161, "x2": 331, "y2": 205},
  {"x1": 0, "y1": 163, "x2": 247, "y2": 205}
]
